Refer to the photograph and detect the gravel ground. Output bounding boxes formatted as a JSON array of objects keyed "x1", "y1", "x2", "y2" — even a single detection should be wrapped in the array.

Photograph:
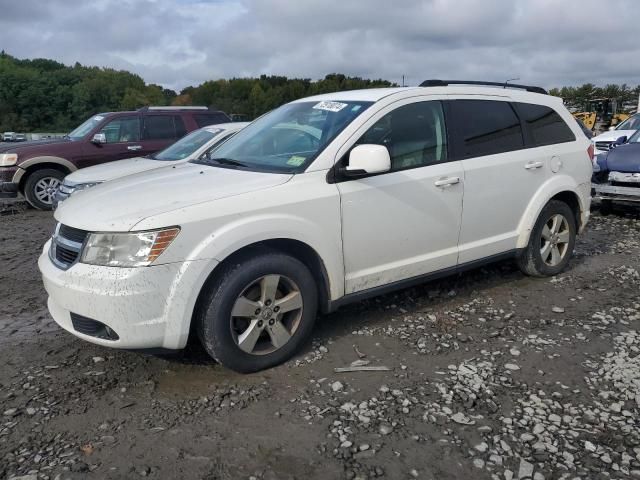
[{"x1": 1, "y1": 200, "x2": 640, "y2": 480}]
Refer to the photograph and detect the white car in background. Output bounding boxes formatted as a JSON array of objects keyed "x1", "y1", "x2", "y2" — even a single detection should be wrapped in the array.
[
  {"x1": 592, "y1": 113, "x2": 640, "y2": 155},
  {"x1": 55, "y1": 122, "x2": 249, "y2": 204}
]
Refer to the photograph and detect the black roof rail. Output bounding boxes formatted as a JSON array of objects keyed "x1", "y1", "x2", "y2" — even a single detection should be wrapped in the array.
[
  {"x1": 419, "y1": 79, "x2": 547, "y2": 95},
  {"x1": 137, "y1": 106, "x2": 211, "y2": 112}
]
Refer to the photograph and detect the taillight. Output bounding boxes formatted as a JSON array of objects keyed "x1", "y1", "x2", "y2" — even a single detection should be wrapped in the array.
[{"x1": 587, "y1": 144, "x2": 594, "y2": 161}]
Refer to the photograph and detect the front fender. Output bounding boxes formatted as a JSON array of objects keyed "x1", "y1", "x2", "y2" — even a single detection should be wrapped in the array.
[
  {"x1": 189, "y1": 213, "x2": 343, "y2": 301},
  {"x1": 13, "y1": 156, "x2": 77, "y2": 184},
  {"x1": 516, "y1": 175, "x2": 589, "y2": 249}
]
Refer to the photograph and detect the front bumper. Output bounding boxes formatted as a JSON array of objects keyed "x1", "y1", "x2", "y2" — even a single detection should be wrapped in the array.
[
  {"x1": 593, "y1": 183, "x2": 640, "y2": 203},
  {"x1": 0, "y1": 166, "x2": 19, "y2": 198},
  {"x1": 0, "y1": 181, "x2": 18, "y2": 198},
  {"x1": 39, "y1": 240, "x2": 217, "y2": 350}
]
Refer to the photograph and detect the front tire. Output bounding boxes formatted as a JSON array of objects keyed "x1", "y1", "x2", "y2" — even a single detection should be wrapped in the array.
[
  {"x1": 196, "y1": 250, "x2": 318, "y2": 373},
  {"x1": 517, "y1": 200, "x2": 577, "y2": 277},
  {"x1": 24, "y1": 169, "x2": 65, "y2": 210}
]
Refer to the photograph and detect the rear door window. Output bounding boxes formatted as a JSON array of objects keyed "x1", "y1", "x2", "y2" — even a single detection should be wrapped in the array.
[
  {"x1": 514, "y1": 103, "x2": 576, "y2": 146},
  {"x1": 174, "y1": 116, "x2": 187, "y2": 138},
  {"x1": 143, "y1": 115, "x2": 176, "y2": 140},
  {"x1": 449, "y1": 100, "x2": 524, "y2": 158}
]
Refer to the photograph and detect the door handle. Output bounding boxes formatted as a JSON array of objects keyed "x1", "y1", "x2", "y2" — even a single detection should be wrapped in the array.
[
  {"x1": 524, "y1": 161, "x2": 543, "y2": 170},
  {"x1": 434, "y1": 176, "x2": 460, "y2": 187},
  {"x1": 127, "y1": 145, "x2": 142, "y2": 151}
]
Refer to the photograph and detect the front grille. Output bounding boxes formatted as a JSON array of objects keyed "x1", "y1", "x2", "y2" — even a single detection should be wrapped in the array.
[
  {"x1": 595, "y1": 141, "x2": 612, "y2": 151},
  {"x1": 49, "y1": 223, "x2": 89, "y2": 270},
  {"x1": 58, "y1": 224, "x2": 88, "y2": 244},
  {"x1": 70, "y1": 313, "x2": 119, "y2": 340},
  {"x1": 55, "y1": 245, "x2": 79, "y2": 264},
  {"x1": 612, "y1": 181, "x2": 640, "y2": 188}
]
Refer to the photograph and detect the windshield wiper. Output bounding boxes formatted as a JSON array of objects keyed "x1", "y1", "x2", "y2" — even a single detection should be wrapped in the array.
[{"x1": 205, "y1": 157, "x2": 250, "y2": 168}]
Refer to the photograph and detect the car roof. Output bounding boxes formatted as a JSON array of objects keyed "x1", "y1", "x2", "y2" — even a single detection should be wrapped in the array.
[
  {"x1": 202, "y1": 122, "x2": 250, "y2": 133},
  {"x1": 294, "y1": 87, "x2": 419, "y2": 103},
  {"x1": 294, "y1": 85, "x2": 555, "y2": 104}
]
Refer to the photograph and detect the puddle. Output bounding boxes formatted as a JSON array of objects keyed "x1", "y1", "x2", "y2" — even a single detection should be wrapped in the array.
[{"x1": 155, "y1": 363, "x2": 265, "y2": 397}]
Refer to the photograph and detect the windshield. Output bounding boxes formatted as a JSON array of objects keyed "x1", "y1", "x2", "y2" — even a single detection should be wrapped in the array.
[
  {"x1": 68, "y1": 114, "x2": 107, "y2": 140},
  {"x1": 152, "y1": 128, "x2": 220, "y2": 161},
  {"x1": 616, "y1": 114, "x2": 640, "y2": 131},
  {"x1": 192, "y1": 100, "x2": 373, "y2": 173},
  {"x1": 628, "y1": 130, "x2": 640, "y2": 143}
]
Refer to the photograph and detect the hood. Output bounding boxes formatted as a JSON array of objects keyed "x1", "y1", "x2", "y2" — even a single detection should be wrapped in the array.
[
  {"x1": 592, "y1": 130, "x2": 636, "y2": 144},
  {"x1": 55, "y1": 162, "x2": 293, "y2": 231},
  {"x1": 64, "y1": 156, "x2": 179, "y2": 184},
  {"x1": 598, "y1": 142, "x2": 640, "y2": 173},
  {"x1": 0, "y1": 137, "x2": 70, "y2": 154}
]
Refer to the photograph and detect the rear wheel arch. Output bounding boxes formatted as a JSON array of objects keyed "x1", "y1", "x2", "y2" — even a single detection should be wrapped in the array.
[{"x1": 517, "y1": 183, "x2": 584, "y2": 249}]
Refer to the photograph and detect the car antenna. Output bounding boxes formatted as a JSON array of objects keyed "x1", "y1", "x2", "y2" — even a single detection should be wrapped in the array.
[{"x1": 504, "y1": 77, "x2": 520, "y2": 89}]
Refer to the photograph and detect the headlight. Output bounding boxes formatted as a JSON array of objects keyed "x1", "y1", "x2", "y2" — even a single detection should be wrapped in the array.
[
  {"x1": 81, "y1": 227, "x2": 180, "y2": 267},
  {"x1": 74, "y1": 182, "x2": 101, "y2": 192},
  {"x1": 0, "y1": 153, "x2": 18, "y2": 167}
]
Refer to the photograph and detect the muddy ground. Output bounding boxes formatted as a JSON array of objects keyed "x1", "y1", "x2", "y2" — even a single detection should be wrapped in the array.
[{"x1": 1, "y1": 200, "x2": 640, "y2": 480}]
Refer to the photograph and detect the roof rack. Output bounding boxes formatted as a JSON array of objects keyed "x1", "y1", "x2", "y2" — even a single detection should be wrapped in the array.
[
  {"x1": 419, "y1": 79, "x2": 547, "y2": 95},
  {"x1": 137, "y1": 106, "x2": 210, "y2": 112}
]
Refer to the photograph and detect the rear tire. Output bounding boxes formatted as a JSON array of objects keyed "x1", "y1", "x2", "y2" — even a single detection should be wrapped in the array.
[
  {"x1": 517, "y1": 200, "x2": 577, "y2": 277},
  {"x1": 196, "y1": 250, "x2": 318, "y2": 373},
  {"x1": 24, "y1": 169, "x2": 64, "y2": 210}
]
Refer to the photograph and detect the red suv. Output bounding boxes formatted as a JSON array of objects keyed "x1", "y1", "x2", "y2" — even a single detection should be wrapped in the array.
[{"x1": 0, "y1": 106, "x2": 230, "y2": 209}]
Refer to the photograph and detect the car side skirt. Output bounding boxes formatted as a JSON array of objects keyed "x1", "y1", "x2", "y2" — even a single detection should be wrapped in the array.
[{"x1": 327, "y1": 249, "x2": 521, "y2": 313}]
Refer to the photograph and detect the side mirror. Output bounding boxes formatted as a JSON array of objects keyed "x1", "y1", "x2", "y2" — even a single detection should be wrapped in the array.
[
  {"x1": 91, "y1": 133, "x2": 106, "y2": 144},
  {"x1": 608, "y1": 126, "x2": 616, "y2": 131},
  {"x1": 345, "y1": 144, "x2": 391, "y2": 176}
]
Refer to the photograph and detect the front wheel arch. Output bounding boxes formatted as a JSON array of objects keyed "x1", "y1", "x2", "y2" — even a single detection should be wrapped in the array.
[
  {"x1": 189, "y1": 239, "x2": 332, "y2": 341},
  {"x1": 18, "y1": 162, "x2": 71, "y2": 195}
]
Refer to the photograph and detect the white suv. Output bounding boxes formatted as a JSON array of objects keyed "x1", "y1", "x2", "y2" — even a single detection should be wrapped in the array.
[{"x1": 39, "y1": 81, "x2": 593, "y2": 372}]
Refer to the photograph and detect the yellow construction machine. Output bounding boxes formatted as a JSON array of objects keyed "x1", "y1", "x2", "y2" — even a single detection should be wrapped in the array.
[{"x1": 572, "y1": 98, "x2": 630, "y2": 132}]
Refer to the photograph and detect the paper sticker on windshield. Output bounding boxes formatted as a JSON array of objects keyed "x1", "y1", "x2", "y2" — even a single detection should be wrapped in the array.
[
  {"x1": 93, "y1": 115, "x2": 104, "y2": 121},
  {"x1": 287, "y1": 155, "x2": 306, "y2": 166},
  {"x1": 313, "y1": 101, "x2": 348, "y2": 113}
]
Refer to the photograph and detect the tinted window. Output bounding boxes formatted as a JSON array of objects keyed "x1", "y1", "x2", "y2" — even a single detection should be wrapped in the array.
[
  {"x1": 174, "y1": 116, "x2": 187, "y2": 138},
  {"x1": 450, "y1": 100, "x2": 523, "y2": 158},
  {"x1": 356, "y1": 101, "x2": 447, "y2": 171},
  {"x1": 99, "y1": 117, "x2": 140, "y2": 143},
  {"x1": 514, "y1": 103, "x2": 576, "y2": 146},
  {"x1": 143, "y1": 115, "x2": 176, "y2": 140},
  {"x1": 195, "y1": 113, "x2": 230, "y2": 128}
]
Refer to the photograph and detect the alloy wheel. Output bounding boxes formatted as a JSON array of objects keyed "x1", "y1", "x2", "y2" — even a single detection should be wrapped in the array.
[
  {"x1": 34, "y1": 177, "x2": 61, "y2": 205},
  {"x1": 230, "y1": 274, "x2": 303, "y2": 355},
  {"x1": 540, "y1": 214, "x2": 570, "y2": 266}
]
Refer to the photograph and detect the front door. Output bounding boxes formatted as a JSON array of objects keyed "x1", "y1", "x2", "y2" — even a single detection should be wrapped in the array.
[
  {"x1": 80, "y1": 116, "x2": 143, "y2": 169},
  {"x1": 337, "y1": 100, "x2": 464, "y2": 294}
]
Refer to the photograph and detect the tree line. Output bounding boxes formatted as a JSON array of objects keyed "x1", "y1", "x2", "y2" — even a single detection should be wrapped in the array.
[{"x1": 1, "y1": 51, "x2": 638, "y2": 132}]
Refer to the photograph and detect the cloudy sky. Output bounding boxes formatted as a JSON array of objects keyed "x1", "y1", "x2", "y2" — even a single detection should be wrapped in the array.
[{"x1": 0, "y1": 0, "x2": 637, "y2": 92}]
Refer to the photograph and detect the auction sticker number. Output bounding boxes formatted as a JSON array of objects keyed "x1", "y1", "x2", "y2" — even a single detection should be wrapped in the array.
[{"x1": 313, "y1": 101, "x2": 348, "y2": 112}]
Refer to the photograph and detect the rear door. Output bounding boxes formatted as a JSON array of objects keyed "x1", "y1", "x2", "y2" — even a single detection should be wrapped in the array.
[
  {"x1": 80, "y1": 116, "x2": 142, "y2": 168},
  {"x1": 449, "y1": 98, "x2": 549, "y2": 263},
  {"x1": 139, "y1": 115, "x2": 185, "y2": 157}
]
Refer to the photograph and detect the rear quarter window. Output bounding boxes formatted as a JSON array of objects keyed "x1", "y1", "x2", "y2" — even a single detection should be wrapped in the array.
[
  {"x1": 194, "y1": 113, "x2": 231, "y2": 128},
  {"x1": 449, "y1": 99, "x2": 524, "y2": 158},
  {"x1": 514, "y1": 103, "x2": 576, "y2": 146}
]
